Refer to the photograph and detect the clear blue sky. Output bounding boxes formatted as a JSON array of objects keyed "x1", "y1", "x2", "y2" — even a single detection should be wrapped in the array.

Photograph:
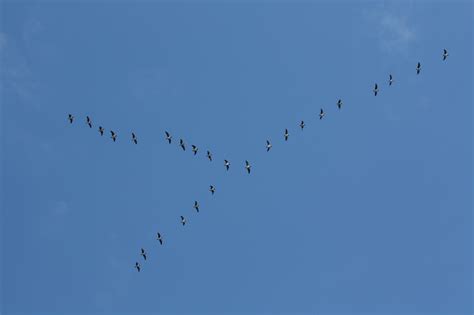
[{"x1": 1, "y1": 1, "x2": 472, "y2": 314}]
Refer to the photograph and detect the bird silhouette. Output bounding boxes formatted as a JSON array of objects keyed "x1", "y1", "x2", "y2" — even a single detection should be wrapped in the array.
[
  {"x1": 284, "y1": 129, "x2": 289, "y2": 141},
  {"x1": 207, "y1": 150, "x2": 212, "y2": 161},
  {"x1": 416, "y1": 62, "x2": 421, "y2": 74},
  {"x1": 337, "y1": 99, "x2": 342, "y2": 110},
  {"x1": 135, "y1": 262, "x2": 141, "y2": 272},
  {"x1": 180, "y1": 215, "x2": 186, "y2": 226},
  {"x1": 266, "y1": 140, "x2": 272, "y2": 152},
  {"x1": 98, "y1": 126, "x2": 104, "y2": 136},
  {"x1": 389, "y1": 74, "x2": 393, "y2": 86},
  {"x1": 194, "y1": 201, "x2": 200, "y2": 213},
  {"x1": 443, "y1": 49, "x2": 449, "y2": 60},
  {"x1": 68, "y1": 114, "x2": 74, "y2": 124},
  {"x1": 132, "y1": 132, "x2": 138, "y2": 144},
  {"x1": 319, "y1": 108, "x2": 325, "y2": 120},
  {"x1": 192, "y1": 145, "x2": 198, "y2": 155},
  {"x1": 86, "y1": 116, "x2": 92, "y2": 128},
  {"x1": 140, "y1": 248, "x2": 147, "y2": 260},
  {"x1": 165, "y1": 131, "x2": 172, "y2": 144},
  {"x1": 373, "y1": 83, "x2": 379, "y2": 96},
  {"x1": 110, "y1": 130, "x2": 117, "y2": 142},
  {"x1": 209, "y1": 185, "x2": 216, "y2": 195},
  {"x1": 179, "y1": 139, "x2": 186, "y2": 151},
  {"x1": 245, "y1": 160, "x2": 251, "y2": 174},
  {"x1": 300, "y1": 120, "x2": 305, "y2": 130},
  {"x1": 224, "y1": 160, "x2": 230, "y2": 171},
  {"x1": 156, "y1": 232, "x2": 163, "y2": 245}
]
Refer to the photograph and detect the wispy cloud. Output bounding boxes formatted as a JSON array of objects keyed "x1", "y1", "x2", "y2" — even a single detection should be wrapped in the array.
[
  {"x1": 0, "y1": 31, "x2": 41, "y2": 108},
  {"x1": 363, "y1": 3, "x2": 417, "y2": 57},
  {"x1": 378, "y1": 14, "x2": 416, "y2": 54},
  {"x1": 52, "y1": 200, "x2": 71, "y2": 216}
]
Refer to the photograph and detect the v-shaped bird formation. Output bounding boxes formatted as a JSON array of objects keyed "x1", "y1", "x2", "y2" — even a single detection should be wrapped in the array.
[{"x1": 67, "y1": 49, "x2": 450, "y2": 272}]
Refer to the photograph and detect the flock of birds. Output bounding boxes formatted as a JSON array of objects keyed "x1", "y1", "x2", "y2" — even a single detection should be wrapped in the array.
[{"x1": 67, "y1": 49, "x2": 450, "y2": 272}]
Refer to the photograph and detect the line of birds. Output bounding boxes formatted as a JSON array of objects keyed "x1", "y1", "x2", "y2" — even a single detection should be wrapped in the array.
[{"x1": 67, "y1": 49, "x2": 449, "y2": 272}]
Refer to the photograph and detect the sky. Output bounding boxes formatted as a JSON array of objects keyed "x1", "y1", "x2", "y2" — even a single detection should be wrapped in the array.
[{"x1": 0, "y1": 1, "x2": 472, "y2": 315}]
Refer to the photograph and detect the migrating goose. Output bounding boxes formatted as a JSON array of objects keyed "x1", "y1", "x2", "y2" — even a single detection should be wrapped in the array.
[
  {"x1": 443, "y1": 49, "x2": 449, "y2": 60},
  {"x1": 135, "y1": 262, "x2": 141, "y2": 272},
  {"x1": 209, "y1": 185, "x2": 216, "y2": 195},
  {"x1": 373, "y1": 83, "x2": 379, "y2": 96},
  {"x1": 165, "y1": 131, "x2": 172, "y2": 144},
  {"x1": 224, "y1": 160, "x2": 230, "y2": 171},
  {"x1": 140, "y1": 248, "x2": 147, "y2": 261},
  {"x1": 319, "y1": 108, "x2": 325, "y2": 120},
  {"x1": 389, "y1": 74, "x2": 393, "y2": 86},
  {"x1": 86, "y1": 116, "x2": 92, "y2": 128},
  {"x1": 156, "y1": 232, "x2": 163, "y2": 245},
  {"x1": 180, "y1": 215, "x2": 186, "y2": 226},
  {"x1": 207, "y1": 150, "x2": 212, "y2": 161},
  {"x1": 300, "y1": 120, "x2": 305, "y2": 130},
  {"x1": 98, "y1": 126, "x2": 104, "y2": 136},
  {"x1": 266, "y1": 140, "x2": 272, "y2": 152},
  {"x1": 194, "y1": 201, "x2": 200, "y2": 213},
  {"x1": 132, "y1": 132, "x2": 138, "y2": 144},
  {"x1": 416, "y1": 62, "x2": 421, "y2": 74},
  {"x1": 245, "y1": 160, "x2": 251, "y2": 174},
  {"x1": 110, "y1": 130, "x2": 117, "y2": 142},
  {"x1": 68, "y1": 114, "x2": 74, "y2": 124},
  {"x1": 284, "y1": 129, "x2": 289, "y2": 141},
  {"x1": 192, "y1": 145, "x2": 198, "y2": 155},
  {"x1": 179, "y1": 139, "x2": 186, "y2": 151},
  {"x1": 337, "y1": 99, "x2": 342, "y2": 110}
]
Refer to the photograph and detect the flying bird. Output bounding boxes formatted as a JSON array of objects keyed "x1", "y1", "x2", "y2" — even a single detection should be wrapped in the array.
[
  {"x1": 194, "y1": 201, "x2": 200, "y2": 213},
  {"x1": 337, "y1": 99, "x2": 342, "y2": 110},
  {"x1": 135, "y1": 262, "x2": 141, "y2": 272},
  {"x1": 156, "y1": 232, "x2": 163, "y2": 245},
  {"x1": 300, "y1": 120, "x2": 305, "y2": 130},
  {"x1": 416, "y1": 62, "x2": 421, "y2": 74},
  {"x1": 132, "y1": 132, "x2": 138, "y2": 144},
  {"x1": 373, "y1": 83, "x2": 379, "y2": 96},
  {"x1": 209, "y1": 185, "x2": 216, "y2": 195},
  {"x1": 165, "y1": 131, "x2": 172, "y2": 144},
  {"x1": 245, "y1": 160, "x2": 251, "y2": 174},
  {"x1": 224, "y1": 160, "x2": 230, "y2": 171},
  {"x1": 180, "y1": 215, "x2": 186, "y2": 226},
  {"x1": 207, "y1": 150, "x2": 212, "y2": 161},
  {"x1": 140, "y1": 248, "x2": 147, "y2": 261},
  {"x1": 179, "y1": 139, "x2": 186, "y2": 151},
  {"x1": 266, "y1": 140, "x2": 272, "y2": 152},
  {"x1": 68, "y1": 114, "x2": 74, "y2": 124},
  {"x1": 284, "y1": 129, "x2": 289, "y2": 141},
  {"x1": 319, "y1": 108, "x2": 325, "y2": 120},
  {"x1": 443, "y1": 49, "x2": 449, "y2": 60},
  {"x1": 86, "y1": 116, "x2": 92, "y2": 128},
  {"x1": 110, "y1": 130, "x2": 117, "y2": 142},
  {"x1": 389, "y1": 74, "x2": 393, "y2": 86},
  {"x1": 98, "y1": 126, "x2": 104, "y2": 136},
  {"x1": 192, "y1": 145, "x2": 198, "y2": 155}
]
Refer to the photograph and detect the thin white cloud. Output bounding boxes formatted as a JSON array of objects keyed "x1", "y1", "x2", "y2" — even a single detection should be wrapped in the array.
[
  {"x1": 363, "y1": 3, "x2": 417, "y2": 57},
  {"x1": 378, "y1": 13, "x2": 416, "y2": 54},
  {"x1": 0, "y1": 32, "x2": 6, "y2": 52},
  {"x1": 52, "y1": 200, "x2": 71, "y2": 216}
]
